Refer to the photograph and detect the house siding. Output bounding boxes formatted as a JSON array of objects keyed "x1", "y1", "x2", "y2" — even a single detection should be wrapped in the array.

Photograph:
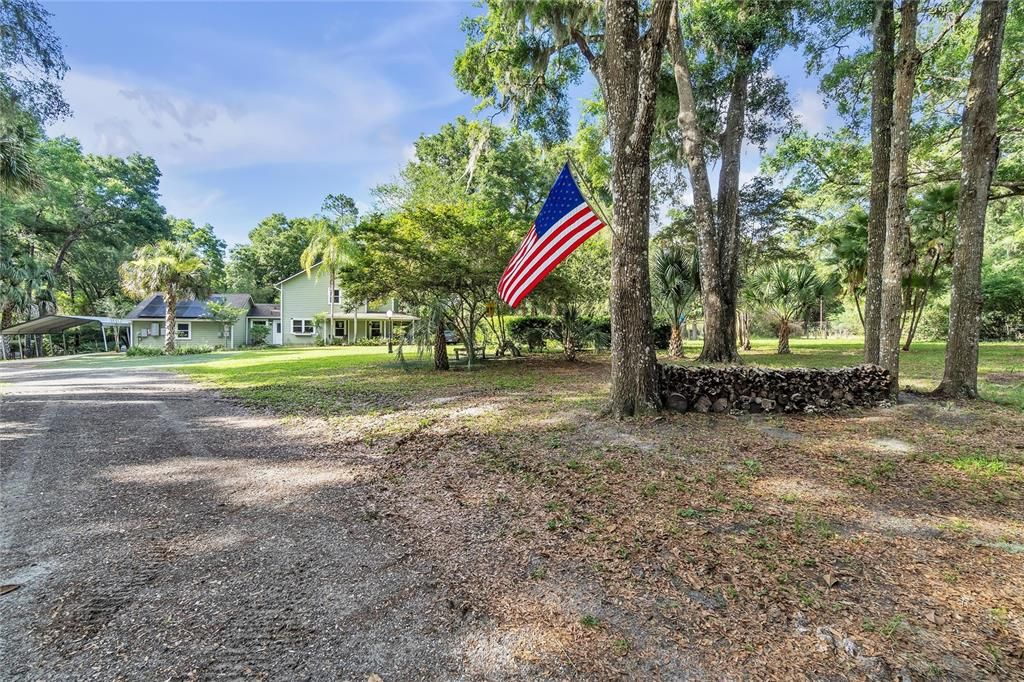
[
  {"x1": 280, "y1": 264, "x2": 332, "y2": 345},
  {"x1": 277, "y1": 264, "x2": 401, "y2": 345},
  {"x1": 131, "y1": 320, "x2": 229, "y2": 348},
  {"x1": 229, "y1": 317, "x2": 247, "y2": 348}
]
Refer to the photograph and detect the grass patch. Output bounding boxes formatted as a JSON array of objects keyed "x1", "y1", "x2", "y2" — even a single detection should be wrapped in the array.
[{"x1": 951, "y1": 455, "x2": 1008, "y2": 479}]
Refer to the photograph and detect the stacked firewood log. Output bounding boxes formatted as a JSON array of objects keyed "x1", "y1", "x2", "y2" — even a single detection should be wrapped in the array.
[{"x1": 658, "y1": 364, "x2": 892, "y2": 414}]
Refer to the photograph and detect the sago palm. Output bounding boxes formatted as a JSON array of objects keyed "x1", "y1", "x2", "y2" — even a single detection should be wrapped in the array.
[
  {"x1": 652, "y1": 245, "x2": 700, "y2": 358},
  {"x1": 747, "y1": 262, "x2": 823, "y2": 354},
  {"x1": 120, "y1": 241, "x2": 210, "y2": 353}
]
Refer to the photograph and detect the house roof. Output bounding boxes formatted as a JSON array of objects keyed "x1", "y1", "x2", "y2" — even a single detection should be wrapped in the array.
[
  {"x1": 276, "y1": 262, "x2": 323, "y2": 286},
  {"x1": 1, "y1": 315, "x2": 132, "y2": 335},
  {"x1": 127, "y1": 293, "x2": 255, "y2": 319},
  {"x1": 249, "y1": 303, "x2": 281, "y2": 317}
]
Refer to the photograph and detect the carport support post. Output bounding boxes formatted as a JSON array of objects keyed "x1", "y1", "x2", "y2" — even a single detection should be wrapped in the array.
[{"x1": 101, "y1": 323, "x2": 108, "y2": 352}]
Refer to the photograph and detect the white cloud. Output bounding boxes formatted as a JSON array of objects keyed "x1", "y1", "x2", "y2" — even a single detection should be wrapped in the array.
[
  {"x1": 51, "y1": 66, "x2": 407, "y2": 171},
  {"x1": 794, "y1": 90, "x2": 827, "y2": 134}
]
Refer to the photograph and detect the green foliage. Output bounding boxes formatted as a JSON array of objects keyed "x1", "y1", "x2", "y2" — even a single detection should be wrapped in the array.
[
  {"x1": 204, "y1": 300, "x2": 246, "y2": 325},
  {"x1": 0, "y1": 99, "x2": 44, "y2": 193},
  {"x1": 981, "y1": 266, "x2": 1024, "y2": 340},
  {"x1": 170, "y1": 217, "x2": 227, "y2": 290},
  {"x1": 225, "y1": 214, "x2": 319, "y2": 301},
  {"x1": 548, "y1": 305, "x2": 609, "y2": 361},
  {"x1": 652, "y1": 245, "x2": 700, "y2": 356},
  {"x1": 0, "y1": 0, "x2": 70, "y2": 123},
  {"x1": 119, "y1": 241, "x2": 210, "y2": 303},
  {"x1": 126, "y1": 343, "x2": 216, "y2": 357},
  {"x1": 508, "y1": 316, "x2": 552, "y2": 352},
  {"x1": 125, "y1": 345, "x2": 162, "y2": 357},
  {"x1": 454, "y1": 3, "x2": 596, "y2": 143},
  {"x1": 248, "y1": 323, "x2": 270, "y2": 346}
]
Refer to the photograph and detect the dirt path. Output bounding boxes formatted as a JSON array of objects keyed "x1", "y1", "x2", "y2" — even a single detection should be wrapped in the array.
[{"x1": 0, "y1": 360, "x2": 465, "y2": 679}]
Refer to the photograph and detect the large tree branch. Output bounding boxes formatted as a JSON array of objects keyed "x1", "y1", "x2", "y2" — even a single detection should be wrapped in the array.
[
  {"x1": 631, "y1": 0, "x2": 674, "y2": 145},
  {"x1": 667, "y1": 5, "x2": 715, "y2": 230}
]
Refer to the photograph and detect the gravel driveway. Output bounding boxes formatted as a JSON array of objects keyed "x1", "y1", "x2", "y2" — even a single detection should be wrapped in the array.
[{"x1": 0, "y1": 360, "x2": 465, "y2": 680}]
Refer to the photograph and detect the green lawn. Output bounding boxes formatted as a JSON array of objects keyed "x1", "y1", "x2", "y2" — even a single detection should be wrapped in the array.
[
  {"x1": 693, "y1": 337, "x2": 1024, "y2": 409},
  {"x1": 164, "y1": 338, "x2": 1024, "y2": 412}
]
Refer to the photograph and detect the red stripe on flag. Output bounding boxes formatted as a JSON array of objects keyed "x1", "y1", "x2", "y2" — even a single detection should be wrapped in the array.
[
  {"x1": 502, "y1": 214, "x2": 601, "y2": 303},
  {"x1": 505, "y1": 220, "x2": 604, "y2": 308},
  {"x1": 498, "y1": 204, "x2": 592, "y2": 297},
  {"x1": 499, "y1": 208, "x2": 599, "y2": 299}
]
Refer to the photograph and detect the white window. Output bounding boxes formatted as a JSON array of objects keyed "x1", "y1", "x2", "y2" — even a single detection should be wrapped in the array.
[
  {"x1": 334, "y1": 320, "x2": 348, "y2": 338},
  {"x1": 175, "y1": 322, "x2": 191, "y2": 339},
  {"x1": 292, "y1": 319, "x2": 314, "y2": 335},
  {"x1": 368, "y1": 320, "x2": 383, "y2": 338},
  {"x1": 251, "y1": 319, "x2": 267, "y2": 327},
  {"x1": 329, "y1": 288, "x2": 342, "y2": 304},
  {"x1": 150, "y1": 322, "x2": 161, "y2": 336}
]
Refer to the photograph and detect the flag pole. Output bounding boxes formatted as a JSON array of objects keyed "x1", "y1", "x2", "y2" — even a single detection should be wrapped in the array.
[{"x1": 566, "y1": 154, "x2": 616, "y2": 238}]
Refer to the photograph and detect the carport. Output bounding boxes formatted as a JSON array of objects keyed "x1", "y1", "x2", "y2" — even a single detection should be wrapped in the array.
[{"x1": 0, "y1": 315, "x2": 133, "y2": 359}]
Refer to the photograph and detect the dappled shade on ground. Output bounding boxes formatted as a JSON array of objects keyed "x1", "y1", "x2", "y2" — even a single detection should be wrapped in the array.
[{"x1": 172, "y1": 341, "x2": 1024, "y2": 678}]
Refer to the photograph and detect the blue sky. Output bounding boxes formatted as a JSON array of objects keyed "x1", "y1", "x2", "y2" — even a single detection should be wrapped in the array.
[{"x1": 46, "y1": 2, "x2": 834, "y2": 248}]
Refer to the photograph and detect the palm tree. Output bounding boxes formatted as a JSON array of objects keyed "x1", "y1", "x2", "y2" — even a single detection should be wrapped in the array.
[
  {"x1": 652, "y1": 245, "x2": 700, "y2": 358},
  {"x1": 824, "y1": 209, "x2": 868, "y2": 327},
  {"x1": 0, "y1": 98, "x2": 43, "y2": 194},
  {"x1": 120, "y1": 241, "x2": 210, "y2": 353},
  {"x1": 747, "y1": 263, "x2": 823, "y2": 354},
  {"x1": 301, "y1": 214, "x2": 358, "y2": 344}
]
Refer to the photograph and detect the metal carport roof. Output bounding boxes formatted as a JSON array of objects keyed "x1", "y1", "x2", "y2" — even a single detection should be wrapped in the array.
[{"x1": 0, "y1": 315, "x2": 133, "y2": 335}]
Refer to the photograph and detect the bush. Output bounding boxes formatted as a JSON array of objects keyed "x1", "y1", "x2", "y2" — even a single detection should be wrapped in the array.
[
  {"x1": 508, "y1": 316, "x2": 552, "y2": 352},
  {"x1": 917, "y1": 301, "x2": 950, "y2": 341},
  {"x1": 249, "y1": 324, "x2": 270, "y2": 346},
  {"x1": 169, "y1": 344, "x2": 217, "y2": 355},
  {"x1": 126, "y1": 345, "x2": 162, "y2": 357},
  {"x1": 126, "y1": 344, "x2": 217, "y2": 357},
  {"x1": 353, "y1": 337, "x2": 389, "y2": 346},
  {"x1": 652, "y1": 323, "x2": 673, "y2": 350}
]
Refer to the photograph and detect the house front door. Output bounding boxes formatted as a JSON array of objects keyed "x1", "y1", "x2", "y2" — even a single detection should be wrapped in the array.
[{"x1": 272, "y1": 320, "x2": 282, "y2": 345}]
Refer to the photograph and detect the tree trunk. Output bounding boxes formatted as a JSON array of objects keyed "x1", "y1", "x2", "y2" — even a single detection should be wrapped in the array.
[
  {"x1": 878, "y1": 0, "x2": 920, "y2": 398},
  {"x1": 433, "y1": 319, "x2": 449, "y2": 371},
  {"x1": 164, "y1": 291, "x2": 177, "y2": 354},
  {"x1": 668, "y1": 8, "x2": 744, "y2": 364},
  {"x1": 864, "y1": 0, "x2": 895, "y2": 364},
  {"x1": 602, "y1": 0, "x2": 672, "y2": 416},
  {"x1": 854, "y1": 289, "x2": 864, "y2": 328},
  {"x1": 777, "y1": 320, "x2": 791, "y2": 354},
  {"x1": 668, "y1": 323, "x2": 683, "y2": 359},
  {"x1": 935, "y1": 0, "x2": 1008, "y2": 399},
  {"x1": 1, "y1": 303, "x2": 12, "y2": 360}
]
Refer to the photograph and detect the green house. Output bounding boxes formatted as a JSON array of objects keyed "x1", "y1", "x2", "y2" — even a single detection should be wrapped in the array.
[
  {"x1": 127, "y1": 263, "x2": 417, "y2": 348},
  {"x1": 127, "y1": 293, "x2": 278, "y2": 349},
  {"x1": 276, "y1": 263, "x2": 417, "y2": 345}
]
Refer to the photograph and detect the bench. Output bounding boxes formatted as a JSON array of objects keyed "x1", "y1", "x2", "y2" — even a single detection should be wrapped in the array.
[{"x1": 452, "y1": 345, "x2": 487, "y2": 361}]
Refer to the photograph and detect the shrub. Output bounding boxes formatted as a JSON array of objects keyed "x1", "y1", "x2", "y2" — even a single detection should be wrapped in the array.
[
  {"x1": 127, "y1": 344, "x2": 217, "y2": 357},
  {"x1": 509, "y1": 316, "x2": 552, "y2": 352},
  {"x1": 169, "y1": 344, "x2": 217, "y2": 355},
  {"x1": 126, "y1": 345, "x2": 162, "y2": 357},
  {"x1": 652, "y1": 323, "x2": 673, "y2": 350},
  {"x1": 549, "y1": 307, "x2": 609, "y2": 361},
  {"x1": 353, "y1": 337, "x2": 389, "y2": 346},
  {"x1": 249, "y1": 324, "x2": 270, "y2": 346},
  {"x1": 917, "y1": 301, "x2": 950, "y2": 341}
]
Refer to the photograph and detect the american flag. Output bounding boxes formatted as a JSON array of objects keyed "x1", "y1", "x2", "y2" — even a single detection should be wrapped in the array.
[{"x1": 497, "y1": 163, "x2": 606, "y2": 308}]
